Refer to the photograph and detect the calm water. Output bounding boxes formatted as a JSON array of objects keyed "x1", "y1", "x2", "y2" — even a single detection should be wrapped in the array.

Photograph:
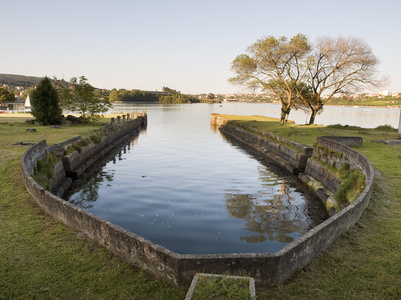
[
  {"x1": 111, "y1": 102, "x2": 400, "y2": 128},
  {"x1": 65, "y1": 103, "x2": 399, "y2": 254}
]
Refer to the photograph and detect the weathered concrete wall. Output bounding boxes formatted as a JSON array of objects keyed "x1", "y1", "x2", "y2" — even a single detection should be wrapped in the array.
[
  {"x1": 211, "y1": 115, "x2": 313, "y2": 174},
  {"x1": 61, "y1": 116, "x2": 145, "y2": 180},
  {"x1": 43, "y1": 115, "x2": 146, "y2": 198},
  {"x1": 299, "y1": 136, "x2": 372, "y2": 214},
  {"x1": 21, "y1": 113, "x2": 374, "y2": 288}
]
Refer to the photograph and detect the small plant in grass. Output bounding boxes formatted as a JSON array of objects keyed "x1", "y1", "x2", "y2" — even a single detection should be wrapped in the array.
[
  {"x1": 374, "y1": 124, "x2": 396, "y2": 132},
  {"x1": 71, "y1": 143, "x2": 82, "y2": 153},
  {"x1": 32, "y1": 151, "x2": 58, "y2": 190},
  {"x1": 64, "y1": 132, "x2": 104, "y2": 155},
  {"x1": 65, "y1": 143, "x2": 82, "y2": 155},
  {"x1": 339, "y1": 162, "x2": 351, "y2": 174},
  {"x1": 335, "y1": 164, "x2": 365, "y2": 204},
  {"x1": 191, "y1": 274, "x2": 253, "y2": 300},
  {"x1": 79, "y1": 138, "x2": 89, "y2": 147},
  {"x1": 89, "y1": 133, "x2": 102, "y2": 144},
  {"x1": 327, "y1": 124, "x2": 364, "y2": 130}
]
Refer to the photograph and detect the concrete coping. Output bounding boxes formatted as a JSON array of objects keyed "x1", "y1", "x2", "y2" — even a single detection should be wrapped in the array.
[{"x1": 319, "y1": 136, "x2": 363, "y2": 146}]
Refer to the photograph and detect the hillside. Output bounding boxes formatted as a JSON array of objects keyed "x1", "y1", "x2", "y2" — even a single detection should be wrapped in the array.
[{"x1": 0, "y1": 73, "x2": 42, "y2": 89}]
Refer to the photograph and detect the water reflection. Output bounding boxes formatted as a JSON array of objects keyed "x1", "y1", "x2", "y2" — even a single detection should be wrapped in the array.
[
  {"x1": 225, "y1": 180, "x2": 313, "y2": 244},
  {"x1": 65, "y1": 134, "x2": 140, "y2": 209},
  {"x1": 221, "y1": 132, "x2": 326, "y2": 245},
  {"x1": 69, "y1": 170, "x2": 114, "y2": 209},
  {"x1": 64, "y1": 104, "x2": 328, "y2": 254}
]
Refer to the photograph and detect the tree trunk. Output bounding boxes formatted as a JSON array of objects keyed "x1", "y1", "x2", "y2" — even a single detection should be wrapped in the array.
[
  {"x1": 280, "y1": 114, "x2": 286, "y2": 125},
  {"x1": 280, "y1": 105, "x2": 291, "y2": 125},
  {"x1": 308, "y1": 109, "x2": 316, "y2": 124}
]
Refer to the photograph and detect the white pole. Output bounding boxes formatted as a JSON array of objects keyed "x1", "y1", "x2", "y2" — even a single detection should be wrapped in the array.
[{"x1": 398, "y1": 108, "x2": 401, "y2": 138}]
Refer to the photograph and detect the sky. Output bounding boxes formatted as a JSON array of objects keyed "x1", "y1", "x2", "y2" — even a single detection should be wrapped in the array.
[{"x1": 1, "y1": 0, "x2": 401, "y2": 94}]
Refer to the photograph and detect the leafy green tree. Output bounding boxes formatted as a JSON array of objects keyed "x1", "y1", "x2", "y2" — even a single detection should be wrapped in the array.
[
  {"x1": 0, "y1": 86, "x2": 15, "y2": 105},
  {"x1": 109, "y1": 89, "x2": 120, "y2": 102},
  {"x1": 159, "y1": 87, "x2": 199, "y2": 103},
  {"x1": 58, "y1": 76, "x2": 111, "y2": 122},
  {"x1": 162, "y1": 86, "x2": 178, "y2": 95},
  {"x1": 30, "y1": 77, "x2": 62, "y2": 125},
  {"x1": 229, "y1": 34, "x2": 311, "y2": 124}
]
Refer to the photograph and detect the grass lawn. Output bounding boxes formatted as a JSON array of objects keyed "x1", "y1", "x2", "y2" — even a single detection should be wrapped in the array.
[{"x1": 1, "y1": 113, "x2": 400, "y2": 299}]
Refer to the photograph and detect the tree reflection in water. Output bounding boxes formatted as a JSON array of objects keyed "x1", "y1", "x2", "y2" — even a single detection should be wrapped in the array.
[
  {"x1": 225, "y1": 177, "x2": 312, "y2": 244},
  {"x1": 219, "y1": 131, "x2": 326, "y2": 245},
  {"x1": 68, "y1": 171, "x2": 114, "y2": 209}
]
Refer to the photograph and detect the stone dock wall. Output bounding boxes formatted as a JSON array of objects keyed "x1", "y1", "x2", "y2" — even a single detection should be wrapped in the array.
[
  {"x1": 21, "y1": 113, "x2": 374, "y2": 288},
  {"x1": 211, "y1": 115, "x2": 313, "y2": 175}
]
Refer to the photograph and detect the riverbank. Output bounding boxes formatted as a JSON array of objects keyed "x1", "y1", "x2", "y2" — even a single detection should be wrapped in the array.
[{"x1": 1, "y1": 114, "x2": 400, "y2": 298}]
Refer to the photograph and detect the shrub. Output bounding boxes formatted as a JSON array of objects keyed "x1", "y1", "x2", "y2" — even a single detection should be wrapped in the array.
[
  {"x1": 335, "y1": 168, "x2": 365, "y2": 204},
  {"x1": 32, "y1": 152, "x2": 58, "y2": 190},
  {"x1": 327, "y1": 124, "x2": 363, "y2": 130},
  {"x1": 80, "y1": 138, "x2": 89, "y2": 147},
  {"x1": 65, "y1": 143, "x2": 82, "y2": 155},
  {"x1": 339, "y1": 162, "x2": 351, "y2": 174},
  {"x1": 374, "y1": 124, "x2": 396, "y2": 132},
  {"x1": 89, "y1": 134, "x2": 102, "y2": 144}
]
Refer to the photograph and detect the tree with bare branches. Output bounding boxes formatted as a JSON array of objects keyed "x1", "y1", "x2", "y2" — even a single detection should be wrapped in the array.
[
  {"x1": 296, "y1": 36, "x2": 383, "y2": 124},
  {"x1": 230, "y1": 35, "x2": 385, "y2": 125},
  {"x1": 228, "y1": 34, "x2": 311, "y2": 124}
]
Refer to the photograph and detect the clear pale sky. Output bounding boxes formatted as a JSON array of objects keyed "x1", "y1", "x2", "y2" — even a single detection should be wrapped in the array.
[{"x1": 1, "y1": 0, "x2": 400, "y2": 94}]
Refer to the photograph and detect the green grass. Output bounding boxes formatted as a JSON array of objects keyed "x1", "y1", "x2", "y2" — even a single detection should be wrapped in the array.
[
  {"x1": 191, "y1": 274, "x2": 253, "y2": 300},
  {"x1": 1, "y1": 113, "x2": 401, "y2": 299}
]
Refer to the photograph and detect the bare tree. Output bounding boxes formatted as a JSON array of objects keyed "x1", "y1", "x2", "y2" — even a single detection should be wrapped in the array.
[
  {"x1": 297, "y1": 36, "x2": 384, "y2": 124},
  {"x1": 229, "y1": 34, "x2": 311, "y2": 124}
]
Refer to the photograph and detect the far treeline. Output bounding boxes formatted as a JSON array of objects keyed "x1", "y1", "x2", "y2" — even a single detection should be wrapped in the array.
[
  {"x1": 0, "y1": 74, "x2": 199, "y2": 104},
  {"x1": 109, "y1": 87, "x2": 199, "y2": 104}
]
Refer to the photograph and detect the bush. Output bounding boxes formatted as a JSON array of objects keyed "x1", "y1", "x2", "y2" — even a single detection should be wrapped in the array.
[
  {"x1": 335, "y1": 169, "x2": 365, "y2": 204},
  {"x1": 374, "y1": 124, "x2": 396, "y2": 132},
  {"x1": 89, "y1": 134, "x2": 102, "y2": 144},
  {"x1": 32, "y1": 152, "x2": 58, "y2": 190},
  {"x1": 80, "y1": 138, "x2": 89, "y2": 147},
  {"x1": 327, "y1": 124, "x2": 363, "y2": 130}
]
